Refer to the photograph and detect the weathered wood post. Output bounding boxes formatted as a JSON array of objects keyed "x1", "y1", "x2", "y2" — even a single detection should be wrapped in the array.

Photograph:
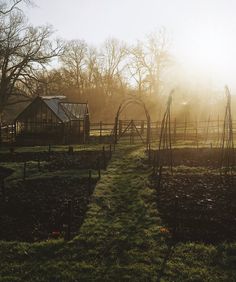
[
  {"x1": 97, "y1": 158, "x2": 101, "y2": 180},
  {"x1": 99, "y1": 121, "x2": 102, "y2": 143},
  {"x1": 6, "y1": 124, "x2": 9, "y2": 141},
  {"x1": 146, "y1": 116, "x2": 151, "y2": 150},
  {"x1": 109, "y1": 144, "x2": 112, "y2": 159},
  {"x1": 195, "y1": 120, "x2": 199, "y2": 149},
  {"x1": 173, "y1": 118, "x2": 177, "y2": 144},
  {"x1": 174, "y1": 195, "x2": 179, "y2": 239},
  {"x1": 217, "y1": 114, "x2": 220, "y2": 145},
  {"x1": 118, "y1": 120, "x2": 122, "y2": 136},
  {"x1": 11, "y1": 123, "x2": 14, "y2": 144},
  {"x1": 48, "y1": 144, "x2": 51, "y2": 154},
  {"x1": 152, "y1": 150, "x2": 156, "y2": 175},
  {"x1": 148, "y1": 143, "x2": 151, "y2": 165},
  {"x1": 184, "y1": 117, "x2": 187, "y2": 141},
  {"x1": 156, "y1": 121, "x2": 159, "y2": 139},
  {"x1": 88, "y1": 170, "x2": 92, "y2": 192},
  {"x1": 83, "y1": 119, "x2": 86, "y2": 144},
  {"x1": 141, "y1": 120, "x2": 144, "y2": 135},
  {"x1": 14, "y1": 121, "x2": 17, "y2": 143},
  {"x1": 130, "y1": 120, "x2": 134, "y2": 144},
  {"x1": 114, "y1": 116, "x2": 118, "y2": 144},
  {"x1": 206, "y1": 116, "x2": 210, "y2": 143},
  {"x1": 65, "y1": 200, "x2": 72, "y2": 241},
  {"x1": 102, "y1": 146, "x2": 106, "y2": 169},
  {"x1": 68, "y1": 146, "x2": 74, "y2": 154}
]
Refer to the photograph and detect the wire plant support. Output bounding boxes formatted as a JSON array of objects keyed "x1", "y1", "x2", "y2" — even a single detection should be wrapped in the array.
[
  {"x1": 155, "y1": 89, "x2": 174, "y2": 187},
  {"x1": 219, "y1": 85, "x2": 235, "y2": 175}
]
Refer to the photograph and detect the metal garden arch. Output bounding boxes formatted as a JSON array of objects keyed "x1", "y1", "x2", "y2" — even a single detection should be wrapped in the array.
[{"x1": 113, "y1": 96, "x2": 151, "y2": 146}]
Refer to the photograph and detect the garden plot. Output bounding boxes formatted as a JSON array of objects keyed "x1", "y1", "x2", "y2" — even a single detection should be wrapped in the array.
[
  {"x1": 150, "y1": 148, "x2": 236, "y2": 243},
  {"x1": 149, "y1": 147, "x2": 236, "y2": 167},
  {"x1": 0, "y1": 177, "x2": 97, "y2": 242},
  {"x1": 0, "y1": 146, "x2": 112, "y2": 242}
]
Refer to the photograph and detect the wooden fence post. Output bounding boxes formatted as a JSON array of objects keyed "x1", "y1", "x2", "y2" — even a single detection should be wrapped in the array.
[
  {"x1": 6, "y1": 124, "x2": 9, "y2": 141},
  {"x1": 109, "y1": 144, "x2": 112, "y2": 159},
  {"x1": 148, "y1": 143, "x2": 151, "y2": 164},
  {"x1": 195, "y1": 120, "x2": 199, "y2": 149},
  {"x1": 152, "y1": 150, "x2": 156, "y2": 175},
  {"x1": 173, "y1": 118, "x2": 177, "y2": 144},
  {"x1": 97, "y1": 158, "x2": 101, "y2": 180},
  {"x1": 174, "y1": 195, "x2": 179, "y2": 239},
  {"x1": 119, "y1": 120, "x2": 123, "y2": 136},
  {"x1": 102, "y1": 146, "x2": 106, "y2": 169},
  {"x1": 206, "y1": 116, "x2": 210, "y2": 143},
  {"x1": 99, "y1": 121, "x2": 102, "y2": 143},
  {"x1": 184, "y1": 117, "x2": 187, "y2": 141},
  {"x1": 156, "y1": 121, "x2": 159, "y2": 139},
  {"x1": 88, "y1": 170, "x2": 92, "y2": 192},
  {"x1": 114, "y1": 116, "x2": 118, "y2": 144},
  {"x1": 141, "y1": 120, "x2": 144, "y2": 135},
  {"x1": 65, "y1": 200, "x2": 72, "y2": 241}
]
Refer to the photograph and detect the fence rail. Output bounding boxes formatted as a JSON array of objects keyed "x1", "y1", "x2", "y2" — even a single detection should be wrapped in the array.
[{"x1": 1, "y1": 119, "x2": 236, "y2": 146}]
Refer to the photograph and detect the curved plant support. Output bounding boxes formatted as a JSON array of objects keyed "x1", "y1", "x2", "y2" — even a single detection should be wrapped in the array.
[{"x1": 113, "y1": 96, "x2": 151, "y2": 147}]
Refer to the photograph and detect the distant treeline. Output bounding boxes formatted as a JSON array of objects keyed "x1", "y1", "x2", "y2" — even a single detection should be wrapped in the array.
[{"x1": 0, "y1": 1, "x2": 234, "y2": 123}]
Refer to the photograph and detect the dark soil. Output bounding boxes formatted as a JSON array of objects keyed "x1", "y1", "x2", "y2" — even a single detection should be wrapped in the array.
[
  {"x1": 149, "y1": 148, "x2": 236, "y2": 167},
  {"x1": 0, "y1": 150, "x2": 111, "y2": 170},
  {"x1": 0, "y1": 177, "x2": 97, "y2": 242},
  {"x1": 153, "y1": 171, "x2": 236, "y2": 243}
]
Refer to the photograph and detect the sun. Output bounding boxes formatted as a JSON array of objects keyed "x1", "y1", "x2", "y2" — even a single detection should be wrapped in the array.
[{"x1": 178, "y1": 20, "x2": 233, "y2": 85}]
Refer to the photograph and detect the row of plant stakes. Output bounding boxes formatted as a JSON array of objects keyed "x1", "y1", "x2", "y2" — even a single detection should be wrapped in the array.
[
  {"x1": 150, "y1": 86, "x2": 235, "y2": 179},
  {"x1": 147, "y1": 87, "x2": 235, "y2": 243},
  {"x1": 0, "y1": 144, "x2": 114, "y2": 241}
]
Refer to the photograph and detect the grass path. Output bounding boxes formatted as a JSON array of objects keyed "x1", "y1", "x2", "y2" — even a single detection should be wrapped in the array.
[
  {"x1": 67, "y1": 144, "x2": 169, "y2": 280},
  {"x1": 0, "y1": 144, "x2": 236, "y2": 281}
]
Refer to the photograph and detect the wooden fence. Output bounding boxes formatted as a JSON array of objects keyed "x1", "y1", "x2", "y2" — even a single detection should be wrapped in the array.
[
  {"x1": 1, "y1": 119, "x2": 236, "y2": 146},
  {"x1": 90, "y1": 119, "x2": 236, "y2": 146}
]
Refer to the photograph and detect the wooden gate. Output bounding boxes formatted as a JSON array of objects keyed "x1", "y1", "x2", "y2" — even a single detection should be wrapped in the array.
[
  {"x1": 113, "y1": 97, "x2": 151, "y2": 146},
  {"x1": 117, "y1": 120, "x2": 146, "y2": 144}
]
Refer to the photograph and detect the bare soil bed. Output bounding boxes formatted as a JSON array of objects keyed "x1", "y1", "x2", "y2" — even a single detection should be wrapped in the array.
[
  {"x1": 150, "y1": 148, "x2": 236, "y2": 243},
  {"x1": 155, "y1": 172, "x2": 236, "y2": 243},
  {"x1": 0, "y1": 147, "x2": 111, "y2": 242},
  {"x1": 149, "y1": 147, "x2": 236, "y2": 167},
  {"x1": 0, "y1": 177, "x2": 97, "y2": 242},
  {"x1": 0, "y1": 150, "x2": 108, "y2": 169}
]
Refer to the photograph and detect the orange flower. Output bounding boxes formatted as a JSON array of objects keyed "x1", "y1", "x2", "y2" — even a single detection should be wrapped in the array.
[{"x1": 159, "y1": 227, "x2": 170, "y2": 234}]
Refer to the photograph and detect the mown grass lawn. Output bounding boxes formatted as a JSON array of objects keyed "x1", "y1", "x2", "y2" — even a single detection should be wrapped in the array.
[{"x1": 0, "y1": 144, "x2": 236, "y2": 281}]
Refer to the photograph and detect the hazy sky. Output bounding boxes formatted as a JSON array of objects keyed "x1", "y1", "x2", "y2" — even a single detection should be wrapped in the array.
[{"x1": 24, "y1": 0, "x2": 236, "y2": 90}]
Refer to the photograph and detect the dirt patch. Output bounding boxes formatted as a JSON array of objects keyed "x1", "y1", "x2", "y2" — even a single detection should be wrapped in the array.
[
  {"x1": 153, "y1": 171, "x2": 236, "y2": 243},
  {"x1": 149, "y1": 148, "x2": 236, "y2": 167},
  {"x1": 0, "y1": 177, "x2": 97, "y2": 242}
]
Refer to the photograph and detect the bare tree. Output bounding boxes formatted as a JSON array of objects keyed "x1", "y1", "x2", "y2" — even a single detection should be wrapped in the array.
[
  {"x1": 0, "y1": 0, "x2": 31, "y2": 15},
  {"x1": 60, "y1": 40, "x2": 88, "y2": 98},
  {"x1": 85, "y1": 46, "x2": 101, "y2": 90},
  {"x1": 0, "y1": 9, "x2": 62, "y2": 115},
  {"x1": 128, "y1": 42, "x2": 148, "y2": 95},
  {"x1": 99, "y1": 38, "x2": 127, "y2": 96},
  {"x1": 128, "y1": 28, "x2": 171, "y2": 96}
]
